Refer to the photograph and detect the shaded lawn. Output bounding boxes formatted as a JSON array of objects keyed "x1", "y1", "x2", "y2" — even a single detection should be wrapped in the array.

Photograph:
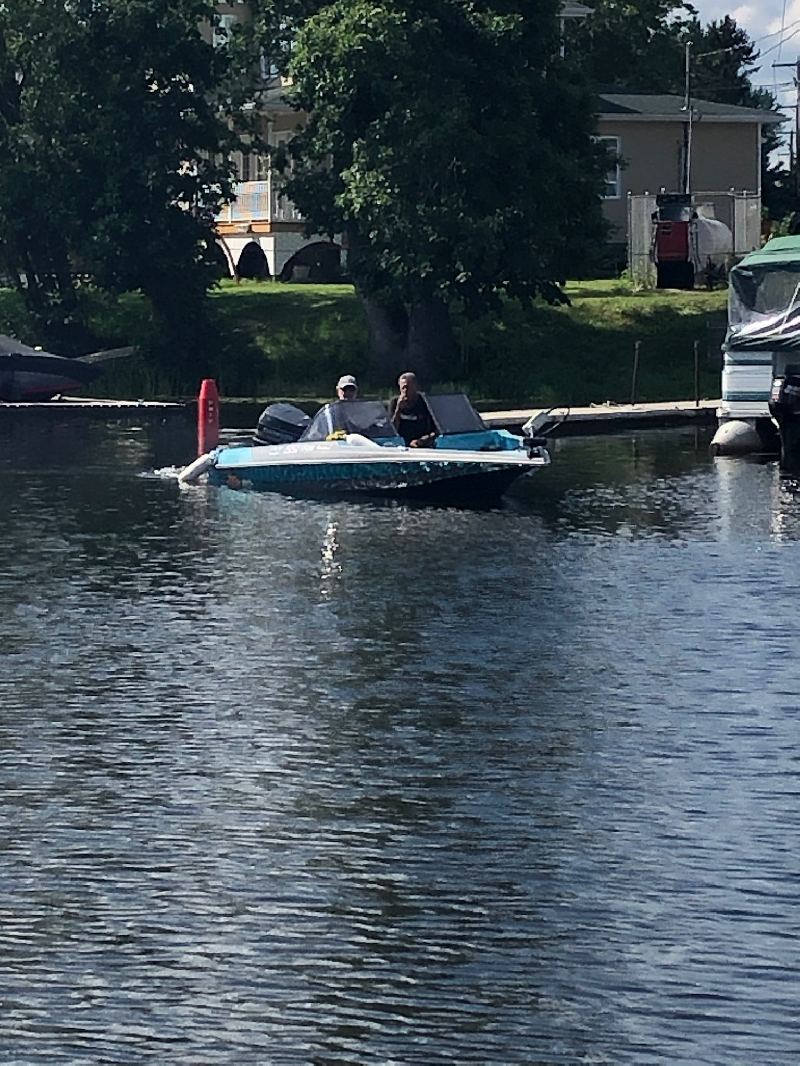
[{"x1": 0, "y1": 278, "x2": 727, "y2": 405}]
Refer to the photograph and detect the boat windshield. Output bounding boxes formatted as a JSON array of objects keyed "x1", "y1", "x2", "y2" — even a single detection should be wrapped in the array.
[
  {"x1": 728, "y1": 263, "x2": 800, "y2": 349},
  {"x1": 425, "y1": 393, "x2": 486, "y2": 434},
  {"x1": 301, "y1": 400, "x2": 402, "y2": 442}
]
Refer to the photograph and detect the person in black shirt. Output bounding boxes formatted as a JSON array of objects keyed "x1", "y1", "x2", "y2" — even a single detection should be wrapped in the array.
[{"x1": 388, "y1": 372, "x2": 437, "y2": 447}]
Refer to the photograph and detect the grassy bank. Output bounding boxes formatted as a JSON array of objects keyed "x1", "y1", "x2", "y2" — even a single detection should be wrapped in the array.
[
  {"x1": 0, "y1": 279, "x2": 728, "y2": 406},
  {"x1": 455, "y1": 279, "x2": 727, "y2": 408}
]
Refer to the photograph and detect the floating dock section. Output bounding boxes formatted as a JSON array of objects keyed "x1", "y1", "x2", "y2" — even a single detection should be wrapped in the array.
[
  {"x1": 482, "y1": 399, "x2": 720, "y2": 437},
  {"x1": 7, "y1": 396, "x2": 719, "y2": 436}
]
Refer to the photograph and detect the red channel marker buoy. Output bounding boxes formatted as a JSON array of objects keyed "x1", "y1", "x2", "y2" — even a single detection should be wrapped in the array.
[{"x1": 197, "y1": 378, "x2": 220, "y2": 456}]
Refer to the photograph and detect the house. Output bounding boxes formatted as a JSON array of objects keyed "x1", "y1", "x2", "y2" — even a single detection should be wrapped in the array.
[
  {"x1": 218, "y1": 85, "x2": 784, "y2": 282},
  {"x1": 213, "y1": 83, "x2": 317, "y2": 282},
  {"x1": 596, "y1": 90, "x2": 784, "y2": 270},
  {"x1": 207, "y1": 3, "x2": 317, "y2": 282}
]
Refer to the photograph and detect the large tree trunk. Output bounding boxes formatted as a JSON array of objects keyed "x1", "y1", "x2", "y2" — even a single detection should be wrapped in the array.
[
  {"x1": 406, "y1": 294, "x2": 458, "y2": 384},
  {"x1": 359, "y1": 292, "x2": 458, "y2": 387},
  {"x1": 143, "y1": 270, "x2": 219, "y2": 390},
  {"x1": 360, "y1": 294, "x2": 409, "y2": 385}
]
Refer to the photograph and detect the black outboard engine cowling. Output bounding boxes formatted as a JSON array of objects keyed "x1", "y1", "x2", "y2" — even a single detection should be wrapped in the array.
[
  {"x1": 768, "y1": 373, "x2": 800, "y2": 471},
  {"x1": 255, "y1": 402, "x2": 312, "y2": 445}
]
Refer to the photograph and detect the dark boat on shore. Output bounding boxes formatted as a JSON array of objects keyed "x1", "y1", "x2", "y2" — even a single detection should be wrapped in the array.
[{"x1": 0, "y1": 335, "x2": 108, "y2": 402}]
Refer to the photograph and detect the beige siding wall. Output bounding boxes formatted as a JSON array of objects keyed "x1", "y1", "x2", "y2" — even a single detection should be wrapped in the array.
[
  {"x1": 597, "y1": 118, "x2": 761, "y2": 240},
  {"x1": 690, "y1": 123, "x2": 760, "y2": 191}
]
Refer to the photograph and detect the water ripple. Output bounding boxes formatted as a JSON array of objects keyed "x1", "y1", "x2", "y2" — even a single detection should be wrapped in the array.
[{"x1": 0, "y1": 424, "x2": 798, "y2": 1063}]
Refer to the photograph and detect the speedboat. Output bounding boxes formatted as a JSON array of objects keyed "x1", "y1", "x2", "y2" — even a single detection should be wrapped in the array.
[{"x1": 179, "y1": 393, "x2": 550, "y2": 502}]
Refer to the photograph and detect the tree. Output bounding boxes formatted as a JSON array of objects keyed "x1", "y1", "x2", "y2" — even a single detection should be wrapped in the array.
[
  {"x1": 0, "y1": 1, "x2": 243, "y2": 368},
  {"x1": 0, "y1": 5, "x2": 95, "y2": 352},
  {"x1": 689, "y1": 16, "x2": 759, "y2": 106},
  {"x1": 564, "y1": 0, "x2": 695, "y2": 94},
  {"x1": 274, "y1": 0, "x2": 608, "y2": 381}
]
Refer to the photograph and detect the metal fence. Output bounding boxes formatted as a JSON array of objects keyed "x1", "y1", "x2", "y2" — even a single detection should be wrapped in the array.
[{"x1": 627, "y1": 193, "x2": 658, "y2": 288}]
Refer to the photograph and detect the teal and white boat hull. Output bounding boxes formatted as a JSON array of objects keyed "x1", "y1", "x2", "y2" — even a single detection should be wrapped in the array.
[
  {"x1": 178, "y1": 394, "x2": 551, "y2": 502},
  {"x1": 195, "y1": 437, "x2": 548, "y2": 501}
]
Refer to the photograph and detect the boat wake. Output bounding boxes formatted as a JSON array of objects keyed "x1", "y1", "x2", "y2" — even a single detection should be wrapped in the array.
[{"x1": 140, "y1": 466, "x2": 186, "y2": 481}]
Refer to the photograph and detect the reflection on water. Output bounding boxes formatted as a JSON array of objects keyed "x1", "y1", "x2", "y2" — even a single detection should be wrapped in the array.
[
  {"x1": 320, "y1": 520, "x2": 343, "y2": 595},
  {"x1": 0, "y1": 420, "x2": 799, "y2": 1064}
]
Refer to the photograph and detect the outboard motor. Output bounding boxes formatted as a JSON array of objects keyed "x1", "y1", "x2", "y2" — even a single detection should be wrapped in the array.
[
  {"x1": 255, "y1": 402, "x2": 312, "y2": 445},
  {"x1": 768, "y1": 373, "x2": 800, "y2": 471}
]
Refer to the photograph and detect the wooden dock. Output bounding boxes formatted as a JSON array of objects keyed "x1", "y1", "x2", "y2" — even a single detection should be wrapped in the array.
[
  {"x1": 218, "y1": 398, "x2": 721, "y2": 441},
  {"x1": 0, "y1": 395, "x2": 721, "y2": 437},
  {"x1": 481, "y1": 398, "x2": 720, "y2": 436}
]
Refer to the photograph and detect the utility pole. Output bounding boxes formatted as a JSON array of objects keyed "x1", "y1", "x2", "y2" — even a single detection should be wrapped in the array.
[
  {"x1": 773, "y1": 57, "x2": 800, "y2": 207},
  {"x1": 682, "y1": 41, "x2": 693, "y2": 195}
]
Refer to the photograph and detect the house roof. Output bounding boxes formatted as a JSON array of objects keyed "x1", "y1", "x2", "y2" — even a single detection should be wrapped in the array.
[{"x1": 597, "y1": 91, "x2": 785, "y2": 125}]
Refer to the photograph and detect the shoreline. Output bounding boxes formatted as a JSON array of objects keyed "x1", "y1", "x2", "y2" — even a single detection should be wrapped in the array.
[{"x1": 0, "y1": 395, "x2": 721, "y2": 437}]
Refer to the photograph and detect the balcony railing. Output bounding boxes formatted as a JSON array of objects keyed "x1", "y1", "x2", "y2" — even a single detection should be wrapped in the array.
[{"x1": 216, "y1": 181, "x2": 304, "y2": 225}]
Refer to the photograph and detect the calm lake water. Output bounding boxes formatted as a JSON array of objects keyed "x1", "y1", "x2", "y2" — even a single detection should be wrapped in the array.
[{"x1": 1, "y1": 417, "x2": 799, "y2": 1064}]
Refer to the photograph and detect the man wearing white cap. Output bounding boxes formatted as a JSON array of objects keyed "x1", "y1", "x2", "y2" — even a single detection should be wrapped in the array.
[{"x1": 336, "y1": 375, "x2": 358, "y2": 400}]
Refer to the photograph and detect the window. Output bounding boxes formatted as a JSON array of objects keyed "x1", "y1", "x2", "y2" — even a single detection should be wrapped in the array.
[
  {"x1": 596, "y1": 135, "x2": 621, "y2": 199},
  {"x1": 259, "y1": 51, "x2": 280, "y2": 82},
  {"x1": 213, "y1": 14, "x2": 237, "y2": 50}
]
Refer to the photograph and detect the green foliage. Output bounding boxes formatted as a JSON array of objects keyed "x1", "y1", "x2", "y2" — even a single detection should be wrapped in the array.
[
  {"x1": 565, "y1": 0, "x2": 694, "y2": 93},
  {"x1": 460, "y1": 281, "x2": 725, "y2": 404},
  {"x1": 282, "y1": 0, "x2": 608, "y2": 317},
  {"x1": 689, "y1": 16, "x2": 758, "y2": 105},
  {"x1": 0, "y1": 0, "x2": 757, "y2": 396},
  {"x1": 0, "y1": 0, "x2": 245, "y2": 361},
  {"x1": 0, "y1": 286, "x2": 34, "y2": 342},
  {"x1": 207, "y1": 280, "x2": 369, "y2": 396}
]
